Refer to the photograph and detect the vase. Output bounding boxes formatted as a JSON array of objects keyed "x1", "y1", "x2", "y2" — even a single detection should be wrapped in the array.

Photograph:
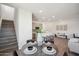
[{"x1": 37, "y1": 33, "x2": 43, "y2": 46}]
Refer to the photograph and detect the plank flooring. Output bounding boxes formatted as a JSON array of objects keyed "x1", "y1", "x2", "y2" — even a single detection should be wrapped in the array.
[{"x1": 54, "y1": 37, "x2": 68, "y2": 56}]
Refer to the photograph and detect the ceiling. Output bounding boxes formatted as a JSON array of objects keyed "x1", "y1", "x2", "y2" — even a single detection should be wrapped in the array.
[{"x1": 6, "y1": 3, "x2": 79, "y2": 21}]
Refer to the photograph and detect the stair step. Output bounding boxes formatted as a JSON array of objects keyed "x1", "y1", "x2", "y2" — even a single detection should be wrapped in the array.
[
  {"x1": 0, "y1": 45, "x2": 18, "y2": 53},
  {"x1": 0, "y1": 35, "x2": 16, "y2": 38},
  {"x1": 0, "y1": 52, "x2": 14, "y2": 56},
  {"x1": 0, "y1": 32, "x2": 15, "y2": 34},
  {"x1": 0, "y1": 42, "x2": 17, "y2": 49},
  {"x1": 0, "y1": 33, "x2": 16, "y2": 37},
  {"x1": 0, "y1": 36, "x2": 16, "y2": 40},
  {"x1": 0, "y1": 40, "x2": 17, "y2": 46}
]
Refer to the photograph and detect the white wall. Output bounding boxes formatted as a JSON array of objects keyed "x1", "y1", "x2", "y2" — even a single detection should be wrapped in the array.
[
  {"x1": 0, "y1": 4, "x2": 1, "y2": 17},
  {"x1": 0, "y1": 4, "x2": 1, "y2": 30},
  {"x1": 15, "y1": 8, "x2": 32, "y2": 49},
  {"x1": 56, "y1": 19, "x2": 79, "y2": 33},
  {"x1": 1, "y1": 4, "x2": 15, "y2": 20},
  {"x1": 0, "y1": 4, "x2": 15, "y2": 30},
  {"x1": 32, "y1": 21, "x2": 57, "y2": 33},
  {"x1": 42, "y1": 22, "x2": 57, "y2": 33},
  {"x1": 0, "y1": 17, "x2": 2, "y2": 30},
  {"x1": 33, "y1": 19, "x2": 79, "y2": 34}
]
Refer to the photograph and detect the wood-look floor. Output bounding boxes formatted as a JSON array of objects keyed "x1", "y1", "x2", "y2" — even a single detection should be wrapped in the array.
[{"x1": 54, "y1": 37, "x2": 68, "y2": 56}]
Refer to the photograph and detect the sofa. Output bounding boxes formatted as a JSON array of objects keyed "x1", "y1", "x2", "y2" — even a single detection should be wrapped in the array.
[
  {"x1": 65, "y1": 33, "x2": 74, "y2": 39},
  {"x1": 56, "y1": 33, "x2": 66, "y2": 38},
  {"x1": 68, "y1": 38, "x2": 79, "y2": 54},
  {"x1": 56, "y1": 33, "x2": 73, "y2": 39},
  {"x1": 73, "y1": 33, "x2": 79, "y2": 38}
]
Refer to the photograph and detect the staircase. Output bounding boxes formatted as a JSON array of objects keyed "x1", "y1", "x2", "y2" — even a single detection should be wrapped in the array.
[{"x1": 0, "y1": 20, "x2": 18, "y2": 56}]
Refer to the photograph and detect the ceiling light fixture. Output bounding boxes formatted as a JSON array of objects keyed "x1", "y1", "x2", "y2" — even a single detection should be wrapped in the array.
[
  {"x1": 52, "y1": 16, "x2": 55, "y2": 18},
  {"x1": 39, "y1": 10, "x2": 43, "y2": 13}
]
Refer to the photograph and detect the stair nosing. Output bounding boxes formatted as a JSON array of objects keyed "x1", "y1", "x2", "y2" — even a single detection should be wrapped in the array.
[
  {"x1": 0, "y1": 39, "x2": 17, "y2": 44},
  {"x1": 0, "y1": 42, "x2": 17, "y2": 47},
  {"x1": 0, "y1": 45, "x2": 18, "y2": 52}
]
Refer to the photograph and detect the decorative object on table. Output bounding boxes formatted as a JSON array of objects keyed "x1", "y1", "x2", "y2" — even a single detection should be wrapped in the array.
[
  {"x1": 26, "y1": 40, "x2": 37, "y2": 46},
  {"x1": 28, "y1": 46, "x2": 33, "y2": 50},
  {"x1": 45, "y1": 41, "x2": 48, "y2": 43},
  {"x1": 42, "y1": 46, "x2": 57, "y2": 55},
  {"x1": 34, "y1": 24, "x2": 44, "y2": 46},
  {"x1": 47, "y1": 46, "x2": 52, "y2": 51},
  {"x1": 43, "y1": 35, "x2": 54, "y2": 44},
  {"x1": 27, "y1": 40, "x2": 34, "y2": 43},
  {"x1": 44, "y1": 41, "x2": 52, "y2": 46},
  {"x1": 23, "y1": 46, "x2": 37, "y2": 55}
]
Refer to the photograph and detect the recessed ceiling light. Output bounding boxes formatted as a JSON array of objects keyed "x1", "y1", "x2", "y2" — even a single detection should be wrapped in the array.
[
  {"x1": 39, "y1": 10, "x2": 43, "y2": 13},
  {"x1": 52, "y1": 16, "x2": 55, "y2": 18}
]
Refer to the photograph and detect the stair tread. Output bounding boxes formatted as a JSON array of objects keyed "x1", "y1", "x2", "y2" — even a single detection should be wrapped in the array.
[
  {"x1": 0, "y1": 44, "x2": 18, "y2": 52},
  {"x1": 0, "y1": 36, "x2": 16, "y2": 40},
  {"x1": 0, "y1": 41, "x2": 17, "y2": 47},
  {"x1": 0, "y1": 46, "x2": 18, "y2": 53},
  {"x1": 0, "y1": 34, "x2": 16, "y2": 37},
  {"x1": 0, "y1": 39, "x2": 17, "y2": 44},
  {"x1": 0, "y1": 42, "x2": 17, "y2": 49}
]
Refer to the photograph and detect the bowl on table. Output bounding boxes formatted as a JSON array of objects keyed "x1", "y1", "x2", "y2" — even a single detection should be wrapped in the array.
[
  {"x1": 28, "y1": 46, "x2": 33, "y2": 50},
  {"x1": 47, "y1": 46, "x2": 52, "y2": 51}
]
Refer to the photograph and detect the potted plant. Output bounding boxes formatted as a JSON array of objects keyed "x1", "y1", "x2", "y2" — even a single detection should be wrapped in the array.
[{"x1": 34, "y1": 24, "x2": 43, "y2": 46}]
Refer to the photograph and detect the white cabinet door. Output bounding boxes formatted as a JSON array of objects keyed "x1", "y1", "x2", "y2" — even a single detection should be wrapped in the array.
[{"x1": 1, "y1": 4, "x2": 15, "y2": 20}]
